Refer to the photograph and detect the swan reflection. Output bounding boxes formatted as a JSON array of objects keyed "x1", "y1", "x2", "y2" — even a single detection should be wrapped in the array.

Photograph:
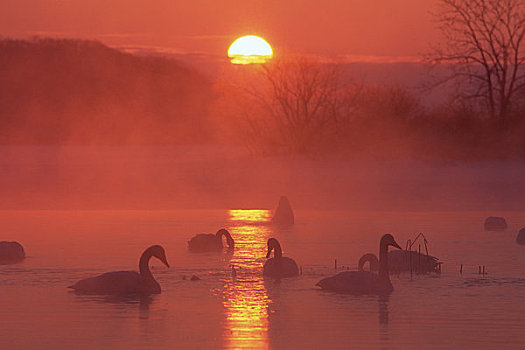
[
  {"x1": 378, "y1": 294, "x2": 389, "y2": 325},
  {"x1": 222, "y1": 210, "x2": 272, "y2": 349},
  {"x1": 72, "y1": 293, "x2": 155, "y2": 320},
  {"x1": 378, "y1": 295, "x2": 390, "y2": 350}
]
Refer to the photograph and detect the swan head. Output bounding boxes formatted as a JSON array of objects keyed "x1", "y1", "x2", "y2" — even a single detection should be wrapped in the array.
[
  {"x1": 265, "y1": 238, "x2": 281, "y2": 258},
  {"x1": 278, "y1": 196, "x2": 290, "y2": 206},
  {"x1": 148, "y1": 245, "x2": 170, "y2": 268},
  {"x1": 381, "y1": 234, "x2": 402, "y2": 250}
]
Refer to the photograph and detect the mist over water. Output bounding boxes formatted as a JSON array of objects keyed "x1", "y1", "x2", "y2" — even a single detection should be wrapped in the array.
[{"x1": 1, "y1": 145, "x2": 524, "y2": 211}]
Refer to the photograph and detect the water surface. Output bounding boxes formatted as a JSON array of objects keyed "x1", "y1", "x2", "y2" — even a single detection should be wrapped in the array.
[{"x1": 1, "y1": 209, "x2": 525, "y2": 349}]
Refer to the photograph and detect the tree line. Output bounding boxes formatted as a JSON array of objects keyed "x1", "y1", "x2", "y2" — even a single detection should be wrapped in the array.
[
  {"x1": 216, "y1": 0, "x2": 525, "y2": 160},
  {"x1": 1, "y1": 0, "x2": 523, "y2": 160},
  {"x1": 0, "y1": 37, "x2": 214, "y2": 144}
]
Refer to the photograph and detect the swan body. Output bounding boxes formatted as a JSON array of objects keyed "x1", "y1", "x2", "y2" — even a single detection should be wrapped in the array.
[
  {"x1": 263, "y1": 238, "x2": 299, "y2": 278},
  {"x1": 358, "y1": 250, "x2": 441, "y2": 274},
  {"x1": 484, "y1": 217, "x2": 507, "y2": 231},
  {"x1": 0, "y1": 241, "x2": 25, "y2": 265},
  {"x1": 317, "y1": 271, "x2": 390, "y2": 294},
  {"x1": 263, "y1": 257, "x2": 299, "y2": 278},
  {"x1": 389, "y1": 250, "x2": 440, "y2": 273},
  {"x1": 69, "y1": 245, "x2": 169, "y2": 295},
  {"x1": 188, "y1": 229, "x2": 234, "y2": 252},
  {"x1": 317, "y1": 234, "x2": 401, "y2": 294},
  {"x1": 516, "y1": 227, "x2": 525, "y2": 245},
  {"x1": 272, "y1": 196, "x2": 294, "y2": 226}
]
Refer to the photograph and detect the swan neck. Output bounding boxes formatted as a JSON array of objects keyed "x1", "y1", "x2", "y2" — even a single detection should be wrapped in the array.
[
  {"x1": 139, "y1": 251, "x2": 154, "y2": 280},
  {"x1": 378, "y1": 244, "x2": 390, "y2": 282},
  {"x1": 358, "y1": 253, "x2": 378, "y2": 271},
  {"x1": 217, "y1": 230, "x2": 234, "y2": 248},
  {"x1": 274, "y1": 245, "x2": 282, "y2": 258},
  {"x1": 223, "y1": 231, "x2": 234, "y2": 248}
]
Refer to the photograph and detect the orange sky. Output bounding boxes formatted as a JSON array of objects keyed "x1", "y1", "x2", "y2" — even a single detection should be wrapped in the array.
[{"x1": 0, "y1": 0, "x2": 438, "y2": 61}]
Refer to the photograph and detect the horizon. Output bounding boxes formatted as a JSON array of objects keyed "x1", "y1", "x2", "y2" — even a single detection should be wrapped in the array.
[{"x1": 0, "y1": 0, "x2": 438, "y2": 62}]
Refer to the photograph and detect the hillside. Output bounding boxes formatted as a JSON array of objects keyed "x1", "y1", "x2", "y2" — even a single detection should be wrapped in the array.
[{"x1": 0, "y1": 38, "x2": 214, "y2": 144}]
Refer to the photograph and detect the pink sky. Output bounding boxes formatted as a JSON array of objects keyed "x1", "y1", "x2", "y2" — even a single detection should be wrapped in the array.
[{"x1": 0, "y1": 0, "x2": 438, "y2": 60}]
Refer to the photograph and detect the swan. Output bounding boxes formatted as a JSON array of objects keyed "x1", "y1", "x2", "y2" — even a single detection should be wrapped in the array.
[
  {"x1": 358, "y1": 250, "x2": 441, "y2": 274},
  {"x1": 272, "y1": 196, "x2": 294, "y2": 226},
  {"x1": 316, "y1": 234, "x2": 401, "y2": 294},
  {"x1": 263, "y1": 238, "x2": 299, "y2": 278},
  {"x1": 516, "y1": 227, "x2": 525, "y2": 245},
  {"x1": 484, "y1": 216, "x2": 507, "y2": 231},
  {"x1": 188, "y1": 229, "x2": 234, "y2": 252},
  {"x1": 0, "y1": 241, "x2": 25, "y2": 264},
  {"x1": 68, "y1": 245, "x2": 169, "y2": 295}
]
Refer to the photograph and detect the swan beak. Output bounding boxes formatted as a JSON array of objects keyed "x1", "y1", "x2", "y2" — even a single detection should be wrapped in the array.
[
  {"x1": 392, "y1": 241, "x2": 402, "y2": 250},
  {"x1": 265, "y1": 249, "x2": 271, "y2": 258}
]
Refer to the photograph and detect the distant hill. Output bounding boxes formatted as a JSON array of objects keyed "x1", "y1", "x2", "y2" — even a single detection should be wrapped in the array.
[{"x1": 0, "y1": 38, "x2": 214, "y2": 144}]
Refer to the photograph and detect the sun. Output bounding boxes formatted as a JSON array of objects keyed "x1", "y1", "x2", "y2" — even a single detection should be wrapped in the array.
[{"x1": 228, "y1": 35, "x2": 273, "y2": 64}]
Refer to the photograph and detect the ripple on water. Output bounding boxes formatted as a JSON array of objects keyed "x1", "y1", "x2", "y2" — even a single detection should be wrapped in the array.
[{"x1": 2, "y1": 209, "x2": 525, "y2": 349}]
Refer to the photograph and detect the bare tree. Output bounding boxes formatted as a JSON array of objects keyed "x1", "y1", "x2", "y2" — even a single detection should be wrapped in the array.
[
  {"x1": 241, "y1": 57, "x2": 349, "y2": 155},
  {"x1": 216, "y1": 57, "x2": 419, "y2": 157},
  {"x1": 430, "y1": 0, "x2": 525, "y2": 128}
]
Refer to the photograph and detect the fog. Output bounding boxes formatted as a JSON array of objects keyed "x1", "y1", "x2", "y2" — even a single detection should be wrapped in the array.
[
  {"x1": 1, "y1": 38, "x2": 524, "y2": 212},
  {"x1": 1, "y1": 145, "x2": 524, "y2": 211}
]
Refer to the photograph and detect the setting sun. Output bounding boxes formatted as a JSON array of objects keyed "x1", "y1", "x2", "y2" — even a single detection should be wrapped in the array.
[{"x1": 228, "y1": 35, "x2": 273, "y2": 64}]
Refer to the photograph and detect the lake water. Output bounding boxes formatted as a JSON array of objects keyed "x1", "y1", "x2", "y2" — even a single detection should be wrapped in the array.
[{"x1": 2, "y1": 209, "x2": 525, "y2": 349}]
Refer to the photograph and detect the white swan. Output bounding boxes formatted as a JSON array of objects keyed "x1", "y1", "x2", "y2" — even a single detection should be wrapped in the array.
[
  {"x1": 69, "y1": 245, "x2": 169, "y2": 295},
  {"x1": 263, "y1": 238, "x2": 299, "y2": 278},
  {"x1": 358, "y1": 250, "x2": 441, "y2": 274},
  {"x1": 188, "y1": 229, "x2": 234, "y2": 252},
  {"x1": 0, "y1": 241, "x2": 25, "y2": 265},
  {"x1": 316, "y1": 234, "x2": 401, "y2": 294}
]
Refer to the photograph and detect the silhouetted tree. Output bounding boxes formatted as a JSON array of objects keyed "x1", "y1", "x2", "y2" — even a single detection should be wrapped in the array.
[
  {"x1": 242, "y1": 57, "x2": 348, "y2": 155},
  {"x1": 338, "y1": 84, "x2": 421, "y2": 157},
  {"x1": 0, "y1": 37, "x2": 213, "y2": 144},
  {"x1": 430, "y1": 0, "x2": 525, "y2": 129},
  {"x1": 221, "y1": 58, "x2": 424, "y2": 157}
]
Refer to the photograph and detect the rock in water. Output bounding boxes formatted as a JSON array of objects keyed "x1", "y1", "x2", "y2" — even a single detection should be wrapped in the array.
[
  {"x1": 484, "y1": 217, "x2": 507, "y2": 231},
  {"x1": 516, "y1": 227, "x2": 525, "y2": 245},
  {"x1": 272, "y1": 196, "x2": 294, "y2": 226}
]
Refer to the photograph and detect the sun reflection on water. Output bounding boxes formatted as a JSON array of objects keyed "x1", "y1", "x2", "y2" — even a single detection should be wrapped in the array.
[
  {"x1": 229, "y1": 209, "x2": 272, "y2": 223},
  {"x1": 222, "y1": 209, "x2": 272, "y2": 349}
]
